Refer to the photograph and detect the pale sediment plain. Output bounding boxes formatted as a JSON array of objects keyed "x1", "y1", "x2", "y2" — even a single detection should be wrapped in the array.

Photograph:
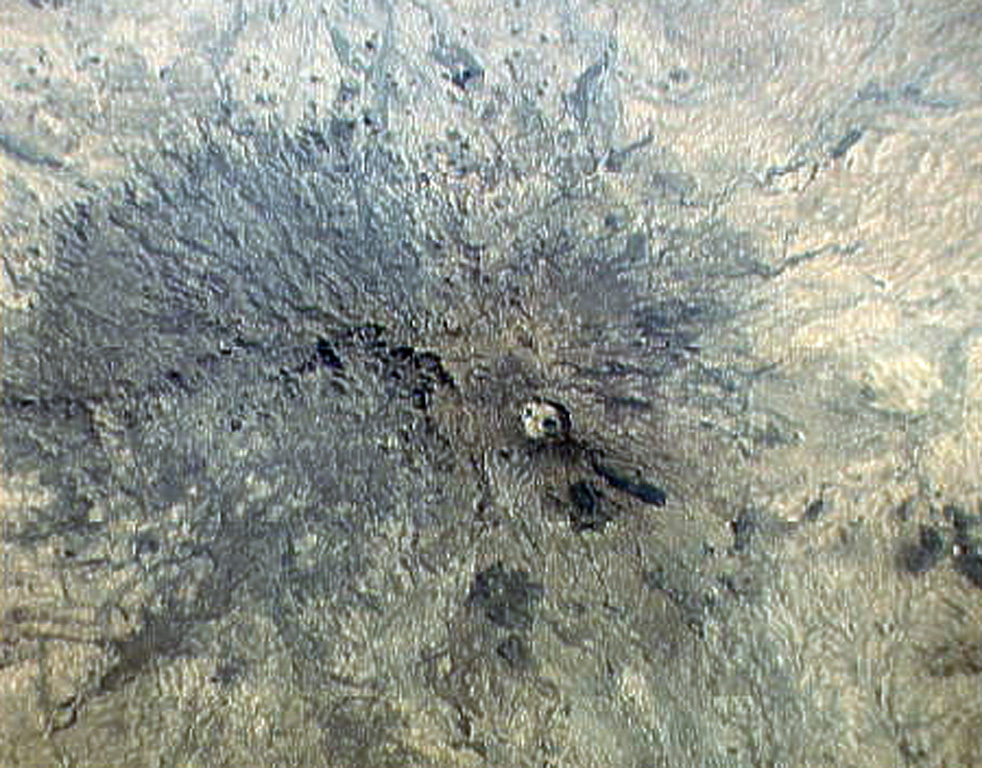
[{"x1": 1, "y1": 1, "x2": 981, "y2": 766}]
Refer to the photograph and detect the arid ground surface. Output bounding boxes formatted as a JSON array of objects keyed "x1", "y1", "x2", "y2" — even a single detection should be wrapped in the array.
[{"x1": 2, "y1": 1, "x2": 981, "y2": 766}]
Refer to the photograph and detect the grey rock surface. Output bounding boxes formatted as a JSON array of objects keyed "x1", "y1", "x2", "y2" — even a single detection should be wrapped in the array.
[{"x1": 2, "y1": 1, "x2": 981, "y2": 766}]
